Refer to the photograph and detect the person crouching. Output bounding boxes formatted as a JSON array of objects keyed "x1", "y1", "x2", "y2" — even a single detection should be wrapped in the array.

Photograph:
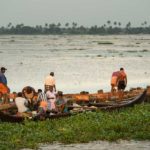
[
  {"x1": 15, "y1": 92, "x2": 30, "y2": 113},
  {"x1": 56, "y1": 91, "x2": 68, "y2": 113}
]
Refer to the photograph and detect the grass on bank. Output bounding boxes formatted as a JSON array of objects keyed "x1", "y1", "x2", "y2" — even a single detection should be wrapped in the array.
[{"x1": 0, "y1": 104, "x2": 150, "y2": 150}]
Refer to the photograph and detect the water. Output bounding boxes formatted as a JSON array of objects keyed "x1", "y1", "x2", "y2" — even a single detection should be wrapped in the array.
[
  {"x1": 0, "y1": 35, "x2": 150, "y2": 93},
  {"x1": 22, "y1": 140, "x2": 150, "y2": 150}
]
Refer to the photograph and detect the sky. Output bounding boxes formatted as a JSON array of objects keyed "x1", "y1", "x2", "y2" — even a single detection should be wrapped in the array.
[{"x1": 0, "y1": 0, "x2": 150, "y2": 27}]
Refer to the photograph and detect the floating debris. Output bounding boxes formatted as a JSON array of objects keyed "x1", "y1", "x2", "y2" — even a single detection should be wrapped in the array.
[
  {"x1": 97, "y1": 55, "x2": 102, "y2": 57},
  {"x1": 141, "y1": 49, "x2": 149, "y2": 52},
  {"x1": 97, "y1": 41, "x2": 113, "y2": 45},
  {"x1": 125, "y1": 50, "x2": 138, "y2": 53}
]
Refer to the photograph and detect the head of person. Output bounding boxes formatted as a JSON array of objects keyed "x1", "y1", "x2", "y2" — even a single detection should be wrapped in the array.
[
  {"x1": 12, "y1": 92, "x2": 17, "y2": 100},
  {"x1": 38, "y1": 89, "x2": 42, "y2": 94},
  {"x1": 57, "y1": 91, "x2": 63, "y2": 98},
  {"x1": 17, "y1": 92, "x2": 22, "y2": 97},
  {"x1": 120, "y1": 68, "x2": 124, "y2": 71},
  {"x1": 25, "y1": 86, "x2": 33, "y2": 94},
  {"x1": 1, "y1": 67, "x2": 7, "y2": 73},
  {"x1": 50, "y1": 72, "x2": 54, "y2": 77}
]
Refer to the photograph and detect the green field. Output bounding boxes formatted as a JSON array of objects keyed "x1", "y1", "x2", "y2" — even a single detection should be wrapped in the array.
[{"x1": 0, "y1": 104, "x2": 149, "y2": 150}]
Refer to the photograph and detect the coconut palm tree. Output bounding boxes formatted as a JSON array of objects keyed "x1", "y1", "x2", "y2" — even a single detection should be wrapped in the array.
[
  {"x1": 65, "y1": 23, "x2": 69, "y2": 28},
  {"x1": 113, "y1": 21, "x2": 117, "y2": 27},
  {"x1": 107, "y1": 20, "x2": 111, "y2": 27}
]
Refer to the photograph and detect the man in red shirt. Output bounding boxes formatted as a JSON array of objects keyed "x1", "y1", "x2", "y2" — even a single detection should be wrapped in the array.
[{"x1": 117, "y1": 68, "x2": 127, "y2": 100}]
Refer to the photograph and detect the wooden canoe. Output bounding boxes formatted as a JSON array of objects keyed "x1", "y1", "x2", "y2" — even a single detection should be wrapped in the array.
[
  {"x1": 98, "y1": 90, "x2": 147, "y2": 111},
  {"x1": 0, "y1": 110, "x2": 73, "y2": 123},
  {"x1": 64, "y1": 88, "x2": 145, "y2": 103},
  {"x1": 0, "y1": 90, "x2": 146, "y2": 123}
]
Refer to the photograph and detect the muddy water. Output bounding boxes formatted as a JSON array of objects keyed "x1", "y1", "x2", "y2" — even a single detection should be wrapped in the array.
[
  {"x1": 0, "y1": 35, "x2": 150, "y2": 93},
  {"x1": 23, "y1": 140, "x2": 150, "y2": 150}
]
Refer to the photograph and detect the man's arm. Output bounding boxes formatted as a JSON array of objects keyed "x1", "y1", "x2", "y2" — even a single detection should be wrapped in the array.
[{"x1": 54, "y1": 85, "x2": 56, "y2": 92}]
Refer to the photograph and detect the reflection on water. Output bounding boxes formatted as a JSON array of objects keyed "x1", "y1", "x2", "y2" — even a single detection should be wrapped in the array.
[{"x1": 0, "y1": 35, "x2": 150, "y2": 93}]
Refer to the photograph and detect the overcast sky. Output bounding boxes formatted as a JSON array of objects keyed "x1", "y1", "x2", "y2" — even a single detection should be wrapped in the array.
[{"x1": 0, "y1": 0, "x2": 150, "y2": 27}]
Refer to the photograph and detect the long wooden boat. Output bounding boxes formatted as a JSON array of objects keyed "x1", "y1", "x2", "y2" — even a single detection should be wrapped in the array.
[
  {"x1": 67, "y1": 90, "x2": 147, "y2": 111},
  {"x1": 98, "y1": 90, "x2": 147, "y2": 111},
  {"x1": 64, "y1": 88, "x2": 145, "y2": 103},
  {"x1": 0, "y1": 111, "x2": 72, "y2": 123},
  {"x1": 0, "y1": 90, "x2": 147, "y2": 123}
]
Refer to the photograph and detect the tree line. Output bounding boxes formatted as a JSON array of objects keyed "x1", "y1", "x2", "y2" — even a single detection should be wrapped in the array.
[{"x1": 0, "y1": 21, "x2": 150, "y2": 35}]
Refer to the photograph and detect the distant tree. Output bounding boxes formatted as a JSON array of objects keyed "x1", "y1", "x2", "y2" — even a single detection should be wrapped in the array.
[
  {"x1": 126, "y1": 22, "x2": 131, "y2": 28},
  {"x1": 107, "y1": 20, "x2": 111, "y2": 27},
  {"x1": 65, "y1": 23, "x2": 69, "y2": 28},
  {"x1": 114, "y1": 21, "x2": 117, "y2": 27},
  {"x1": 57, "y1": 23, "x2": 61, "y2": 28},
  {"x1": 7, "y1": 22, "x2": 12, "y2": 28},
  {"x1": 144, "y1": 21, "x2": 147, "y2": 27},
  {"x1": 103, "y1": 24, "x2": 106, "y2": 28},
  {"x1": 72, "y1": 22, "x2": 77, "y2": 28},
  {"x1": 0, "y1": 21, "x2": 150, "y2": 35},
  {"x1": 118, "y1": 22, "x2": 121, "y2": 27},
  {"x1": 45, "y1": 23, "x2": 48, "y2": 29}
]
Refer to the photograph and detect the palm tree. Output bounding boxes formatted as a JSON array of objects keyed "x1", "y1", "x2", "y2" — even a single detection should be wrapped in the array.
[
  {"x1": 72, "y1": 22, "x2": 77, "y2": 28},
  {"x1": 144, "y1": 21, "x2": 147, "y2": 27},
  {"x1": 7, "y1": 22, "x2": 12, "y2": 29},
  {"x1": 57, "y1": 23, "x2": 61, "y2": 28},
  {"x1": 126, "y1": 22, "x2": 131, "y2": 29},
  {"x1": 103, "y1": 24, "x2": 106, "y2": 28},
  {"x1": 118, "y1": 22, "x2": 121, "y2": 27},
  {"x1": 107, "y1": 20, "x2": 111, "y2": 27},
  {"x1": 65, "y1": 23, "x2": 69, "y2": 28},
  {"x1": 113, "y1": 21, "x2": 117, "y2": 27},
  {"x1": 45, "y1": 23, "x2": 48, "y2": 28}
]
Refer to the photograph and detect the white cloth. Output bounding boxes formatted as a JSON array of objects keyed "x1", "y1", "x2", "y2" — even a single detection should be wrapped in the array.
[
  {"x1": 15, "y1": 97, "x2": 28, "y2": 113},
  {"x1": 46, "y1": 91, "x2": 56, "y2": 110},
  {"x1": 46, "y1": 91, "x2": 56, "y2": 99},
  {"x1": 44, "y1": 75, "x2": 55, "y2": 86}
]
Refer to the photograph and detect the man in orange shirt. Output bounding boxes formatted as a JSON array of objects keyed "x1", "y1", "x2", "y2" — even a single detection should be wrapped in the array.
[{"x1": 110, "y1": 71, "x2": 120, "y2": 93}]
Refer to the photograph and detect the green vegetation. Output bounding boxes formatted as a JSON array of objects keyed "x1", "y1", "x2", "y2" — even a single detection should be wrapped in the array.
[
  {"x1": 0, "y1": 21, "x2": 150, "y2": 35},
  {"x1": 98, "y1": 41, "x2": 113, "y2": 45},
  {"x1": 0, "y1": 104, "x2": 150, "y2": 150}
]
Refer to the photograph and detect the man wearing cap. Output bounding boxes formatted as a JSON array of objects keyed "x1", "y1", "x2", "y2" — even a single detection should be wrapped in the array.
[
  {"x1": 44, "y1": 72, "x2": 56, "y2": 92},
  {"x1": 0, "y1": 67, "x2": 7, "y2": 85},
  {"x1": 0, "y1": 67, "x2": 9, "y2": 103}
]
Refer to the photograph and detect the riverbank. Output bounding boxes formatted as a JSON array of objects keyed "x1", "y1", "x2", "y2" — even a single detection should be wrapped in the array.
[{"x1": 0, "y1": 103, "x2": 149, "y2": 149}]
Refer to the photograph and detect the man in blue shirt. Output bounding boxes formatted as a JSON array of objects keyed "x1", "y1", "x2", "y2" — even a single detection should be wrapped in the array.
[{"x1": 0, "y1": 67, "x2": 7, "y2": 85}]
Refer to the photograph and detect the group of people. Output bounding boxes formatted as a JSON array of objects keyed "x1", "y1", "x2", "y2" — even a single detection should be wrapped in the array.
[
  {"x1": 0, "y1": 66, "x2": 127, "y2": 114},
  {"x1": 15, "y1": 87, "x2": 67, "y2": 116},
  {"x1": 0, "y1": 69, "x2": 67, "y2": 116}
]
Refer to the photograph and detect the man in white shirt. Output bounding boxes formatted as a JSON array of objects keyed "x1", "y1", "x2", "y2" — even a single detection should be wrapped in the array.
[
  {"x1": 15, "y1": 92, "x2": 29, "y2": 113},
  {"x1": 44, "y1": 72, "x2": 56, "y2": 92}
]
